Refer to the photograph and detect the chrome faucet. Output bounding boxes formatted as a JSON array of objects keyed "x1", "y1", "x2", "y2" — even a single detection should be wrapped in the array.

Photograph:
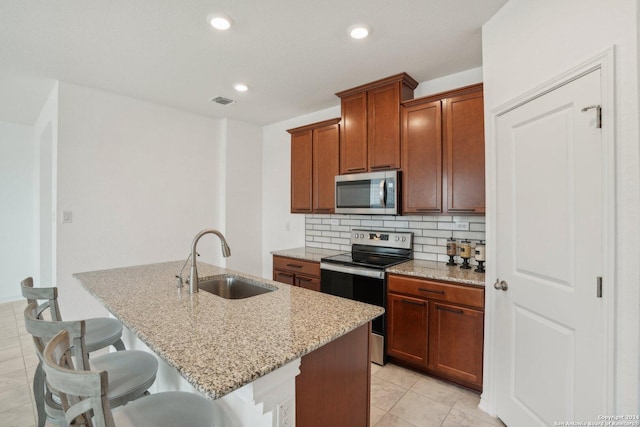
[{"x1": 188, "y1": 229, "x2": 231, "y2": 294}]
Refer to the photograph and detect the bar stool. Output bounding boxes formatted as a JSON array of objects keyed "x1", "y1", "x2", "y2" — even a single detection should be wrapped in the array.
[
  {"x1": 43, "y1": 329, "x2": 216, "y2": 427},
  {"x1": 21, "y1": 277, "x2": 126, "y2": 427},
  {"x1": 24, "y1": 302, "x2": 159, "y2": 427}
]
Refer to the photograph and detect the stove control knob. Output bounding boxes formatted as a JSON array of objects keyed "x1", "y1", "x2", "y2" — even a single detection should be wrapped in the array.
[
  {"x1": 360, "y1": 233, "x2": 365, "y2": 239},
  {"x1": 401, "y1": 237, "x2": 406, "y2": 242},
  {"x1": 395, "y1": 236, "x2": 400, "y2": 241}
]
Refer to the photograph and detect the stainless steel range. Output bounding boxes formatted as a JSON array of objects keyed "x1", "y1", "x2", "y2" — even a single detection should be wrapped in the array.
[{"x1": 320, "y1": 229, "x2": 413, "y2": 365}]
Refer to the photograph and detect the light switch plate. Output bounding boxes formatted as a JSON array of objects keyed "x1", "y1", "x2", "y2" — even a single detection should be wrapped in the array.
[
  {"x1": 62, "y1": 211, "x2": 73, "y2": 223},
  {"x1": 438, "y1": 222, "x2": 469, "y2": 231}
]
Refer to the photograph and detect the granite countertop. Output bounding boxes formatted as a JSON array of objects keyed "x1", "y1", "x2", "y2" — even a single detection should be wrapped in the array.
[
  {"x1": 271, "y1": 246, "x2": 345, "y2": 262},
  {"x1": 74, "y1": 261, "x2": 383, "y2": 400},
  {"x1": 272, "y1": 247, "x2": 486, "y2": 287},
  {"x1": 387, "y1": 260, "x2": 486, "y2": 287}
]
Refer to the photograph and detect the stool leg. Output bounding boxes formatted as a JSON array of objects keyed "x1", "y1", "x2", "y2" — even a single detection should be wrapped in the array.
[
  {"x1": 113, "y1": 338, "x2": 126, "y2": 351},
  {"x1": 33, "y1": 361, "x2": 46, "y2": 427}
]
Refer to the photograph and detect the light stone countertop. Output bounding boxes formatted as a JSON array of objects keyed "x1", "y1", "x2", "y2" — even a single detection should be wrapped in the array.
[
  {"x1": 74, "y1": 261, "x2": 383, "y2": 399},
  {"x1": 271, "y1": 247, "x2": 486, "y2": 287},
  {"x1": 387, "y1": 260, "x2": 486, "y2": 287},
  {"x1": 271, "y1": 246, "x2": 345, "y2": 262}
]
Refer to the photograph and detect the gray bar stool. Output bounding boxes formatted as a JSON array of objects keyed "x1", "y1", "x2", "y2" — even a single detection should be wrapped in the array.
[
  {"x1": 24, "y1": 302, "x2": 159, "y2": 427},
  {"x1": 21, "y1": 277, "x2": 126, "y2": 427},
  {"x1": 43, "y1": 329, "x2": 217, "y2": 427}
]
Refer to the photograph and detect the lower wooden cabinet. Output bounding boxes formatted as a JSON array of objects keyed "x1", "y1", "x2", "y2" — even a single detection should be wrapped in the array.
[
  {"x1": 387, "y1": 274, "x2": 484, "y2": 391},
  {"x1": 387, "y1": 294, "x2": 428, "y2": 366},
  {"x1": 273, "y1": 255, "x2": 321, "y2": 292}
]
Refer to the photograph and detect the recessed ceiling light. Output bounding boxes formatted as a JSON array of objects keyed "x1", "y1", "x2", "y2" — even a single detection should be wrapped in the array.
[
  {"x1": 234, "y1": 83, "x2": 249, "y2": 92},
  {"x1": 208, "y1": 14, "x2": 233, "y2": 31},
  {"x1": 349, "y1": 25, "x2": 370, "y2": 40}
]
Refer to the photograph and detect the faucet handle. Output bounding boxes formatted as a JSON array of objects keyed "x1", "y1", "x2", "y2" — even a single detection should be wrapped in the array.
[{"x1": 175, "y1": 275, "x2": 184, "y2": 288}]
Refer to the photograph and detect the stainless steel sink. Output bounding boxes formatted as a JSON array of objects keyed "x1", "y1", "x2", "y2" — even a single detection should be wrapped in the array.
[{"x1": 196, "y1": 275, "x2": 277, "y2": 299}]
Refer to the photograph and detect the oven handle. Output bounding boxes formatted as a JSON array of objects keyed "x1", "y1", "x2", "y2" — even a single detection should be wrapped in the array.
[{"x1": 320, "y1": 262, "x2": 385, "y2": 279}]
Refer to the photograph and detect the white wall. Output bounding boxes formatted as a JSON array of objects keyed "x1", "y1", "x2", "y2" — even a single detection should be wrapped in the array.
[
  {"x1": 482, "y1": 0, "x2": 639, "y2": 414},
  {"x1": 414, "y1": 67, "x2": 483, "y2": 98},
  {"x1": 0, "y1": 121, "x2": 35, "y2": 302},
  {"x1": 261, "y1": 105, "x2": 341, "y2": 278},
  {"x1": 33, "y1": 84, "x2": 59, "y2": 288},
  {"x1": 224, "y1": 118, "x2": 263, "y2": 277},
  {"x1": 55, "y1": 82, "x2": 224, "y2": 319}
]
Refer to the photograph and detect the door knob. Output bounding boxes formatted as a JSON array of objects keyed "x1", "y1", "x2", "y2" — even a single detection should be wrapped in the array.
[{"x1": 493, "y1": 279, "x2": 509, "y2": 291}]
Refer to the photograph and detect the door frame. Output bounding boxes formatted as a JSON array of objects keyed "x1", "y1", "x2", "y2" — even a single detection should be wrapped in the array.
[{"x1": 481, "y1": 47, "x2": 616, "y2": 417}]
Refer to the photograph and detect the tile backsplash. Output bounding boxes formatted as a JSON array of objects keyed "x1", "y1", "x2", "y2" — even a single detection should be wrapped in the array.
[{"x1": 305, "y1": 214, "x2": 486, "y2": 264}]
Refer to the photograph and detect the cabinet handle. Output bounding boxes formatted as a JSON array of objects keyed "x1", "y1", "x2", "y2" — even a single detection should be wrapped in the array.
[
  {"x1": 436, "y1": 306, "x2": 464, "y2": 315},
  {"x1": 418, "y1": 287, "x2": 445, "y2": 295},
  {"x1": 402, "y1": 299, "x2": 425, "y2": 306},
  {"x1": 278, "y1": 272, "x2": 294, "y2": 278},
  {"x1": 415, "y1": 208, "x2": 440, "y2": 212},
  {"x1": 346, "y1": 167, "x2": 366, "y2": 172},
  {"x1": 314, "y1": 208, "x2": 331, "y2": 212},
  {"x1": 286, "y1": 264, "x2": 303, "y2": 269},
  {"x1": 297, "y1": 277, "x2": 312, "y2": 282},
  {"x1": 447, "y1": 208, "x2": 477, "y2": 212},
  {"x1": 370, "y1": 165, "x2": 392, "y2": 170}
]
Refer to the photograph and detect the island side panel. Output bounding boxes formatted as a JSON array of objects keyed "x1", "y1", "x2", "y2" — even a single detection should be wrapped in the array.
[{"x1": 295, "y1": 322, "x2": 371, "y2": 427}]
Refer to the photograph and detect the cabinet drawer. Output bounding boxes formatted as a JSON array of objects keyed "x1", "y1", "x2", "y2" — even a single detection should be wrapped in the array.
[
  {"x1": 388, "y1": 274, "x2": 484, "y2": 309},
  {"x1": 273, "y1": 256, "x2": 320, "y2": 278},
  {"x1": 295, "y1": 274, "x2": 321, "y2": 292}
]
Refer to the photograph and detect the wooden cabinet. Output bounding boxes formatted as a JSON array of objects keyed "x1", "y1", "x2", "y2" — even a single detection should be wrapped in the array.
[
  {"x1": 401, "y1": 99, "x2": 443, "y2": 213},
  {"x1": 401, "y1": 84, "x2": 485, "y2": 215},
  {"x1": 336, "y1": 73, "x2": 418, "y2": 174},
  {"x1": 387, "y1": 293, "x2": 429, "y2": 367},
  {"x1": 273, "y1": 255, "x2": 321, "y2": 292},
  {"x1": 444, "y1": 88, "x2": 486, "y2": 214},
  {"x1": 288, "y1": 118, "x2": 340, "y2": 214},
  {"x1": 387, "y1": 274, "x2": 484, "y2": 391}
]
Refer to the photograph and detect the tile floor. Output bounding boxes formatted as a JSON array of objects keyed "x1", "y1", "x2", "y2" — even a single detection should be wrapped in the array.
[{"x1": 0, "y1": 299, "x2": 504, "y2": 427}]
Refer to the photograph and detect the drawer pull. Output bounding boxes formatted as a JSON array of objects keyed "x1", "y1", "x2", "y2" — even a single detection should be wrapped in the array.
[
  {"x1": 418, "y1": 287, "x2": 445, "y2": 295},
  {"x1": 297, "y1": 277, "x2": 312, "y2": 282},
  {"x1": 402, "y1": 299, "x2": 425, "y2": 306},
  {"x1": 278, "y1": 272, "x2": 294, "y2": 278},
  {"x1": 436, "y1": 306, "x2": 464, "y2": 315},
  {"x1": 286, "y1": 264, "x2": 303, "y2": 269}
]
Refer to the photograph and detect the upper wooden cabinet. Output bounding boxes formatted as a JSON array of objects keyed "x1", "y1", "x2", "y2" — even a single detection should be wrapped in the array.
[
  {"x1": 401, "y1": 84, "x2": 485, "y2": 215},
  {"x1": 288, "y1": 118, "x2": 340, "y2": 214},
  {"x1": 336, "y1": 73, "x2": 418, "y2": 174},
  {"x1": 443, "y1": 87, "x2": 486, "y2": 214},
  {"x1": 401, "y1": 99, "x2": 443, "y2": 214}
]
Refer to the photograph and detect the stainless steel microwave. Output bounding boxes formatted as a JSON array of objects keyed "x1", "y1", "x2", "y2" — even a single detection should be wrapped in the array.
[{"x1": 335, "y1": 171, "x2": 399, "y2": 215}]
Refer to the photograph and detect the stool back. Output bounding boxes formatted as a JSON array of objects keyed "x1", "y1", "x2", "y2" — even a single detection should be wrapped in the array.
[
  {"x1": 20, "y1": 277, "x2": 62, "y2": 321},
  {"x1": 43, "y1": 329, "x2": 115, "y2": 427}
]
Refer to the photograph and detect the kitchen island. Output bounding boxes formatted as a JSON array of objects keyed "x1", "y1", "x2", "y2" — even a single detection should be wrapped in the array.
[{"x1": 74, "y1": 261, "x2": 383, "y2": 427}]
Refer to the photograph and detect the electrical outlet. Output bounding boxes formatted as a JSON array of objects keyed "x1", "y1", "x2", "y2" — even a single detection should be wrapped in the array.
[
  {"x1": 330, "y1": 219, "x2": 339, "y2": 226},
  {"x1": 453, "y1": 222, "x2": 469, "y2": 231},
  {"x1": 285, "y1": 222, "x2": 290, "y2": 232},
  {"x1": 62, "y1": 211, "x2": 73, "y2": 223},
  {"x1": 277, "y1": 398, "x2": 293, "y2": 427}
]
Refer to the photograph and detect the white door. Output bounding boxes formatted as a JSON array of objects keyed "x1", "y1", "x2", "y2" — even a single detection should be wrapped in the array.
[{"x1": 495, "y1": 69, "x2": 607, "y2": 425}]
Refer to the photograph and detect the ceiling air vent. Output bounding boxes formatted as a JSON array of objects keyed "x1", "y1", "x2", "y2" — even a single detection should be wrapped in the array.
[{"x1": 211, "y1": 96, "x2": 235, "y2": 105}]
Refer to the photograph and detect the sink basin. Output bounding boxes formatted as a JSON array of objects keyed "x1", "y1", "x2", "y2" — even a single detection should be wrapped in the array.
[{"x1": 196, "y1": 275, "x2": 277, "y2": 299}]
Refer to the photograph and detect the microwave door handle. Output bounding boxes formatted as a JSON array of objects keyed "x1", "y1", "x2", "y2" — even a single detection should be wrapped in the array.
[{"x1": 379, "y1": 179, "x2": 386, "y2": 208}]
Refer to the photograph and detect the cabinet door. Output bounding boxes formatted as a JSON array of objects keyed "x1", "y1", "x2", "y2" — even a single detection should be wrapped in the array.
[
  {"x1": 368, "y1": 83, "x2": 402, "y2": 171},
  {"x1": 339, "y1": 92, "x2": 368, "y2": 174},
  {"x1": 290, "y1": 130, "x2": 313, "y2": 213},
  {"x1": 443, "y1": 89, "x2": 485, "y2": 213},
  {"x1": 312, "y1": 123, "x2": 340, "y2": 213},
  {"x1": 401, "y1": 100, "x2": 442, "y2": 213},
  {"x1": 295, "y1": 274, "x2": 321, "y2": 292},
  {"x1": 429, "y1": 302, "x2": 484, "y2": 390},
  {"x1": 387, "y1": 293, "x2": 429, "y2": 367},
  {"x1": 273, "y1": 269, "x2": 295, "y2": 285}
]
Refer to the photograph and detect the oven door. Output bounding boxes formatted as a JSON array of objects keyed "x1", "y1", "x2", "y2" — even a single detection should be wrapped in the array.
[{"x1": 320, "y1": 262, "x2": 386, "y2": 365}]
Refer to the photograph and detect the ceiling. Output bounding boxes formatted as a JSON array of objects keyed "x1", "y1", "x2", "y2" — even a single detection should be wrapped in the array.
[{"x1": 0, "y1": 0, "x2": 507, "y2": 126}]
